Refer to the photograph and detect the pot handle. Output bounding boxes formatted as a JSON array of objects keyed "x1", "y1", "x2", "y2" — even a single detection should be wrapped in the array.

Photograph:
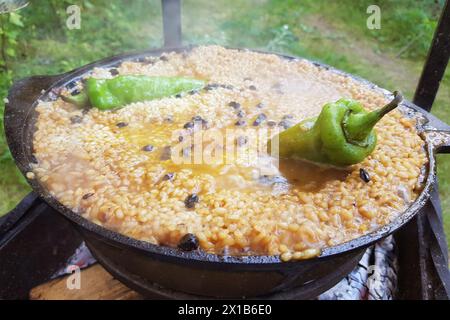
[
  {"x1": 5, "y1": 73, "x2": 67, "y2": 132},
  {"x1": 424, "y1": 130, "x2": 450, "y2": 154},
  {"x1": 6, "y1": 73, "x2": 66, "y2": 112},
  {"x1": 421, "y1": 111, "x2": 450, "y2": 154},
  {"x1": 4, "y1": 73, "x2": 68, "y2": 172}
]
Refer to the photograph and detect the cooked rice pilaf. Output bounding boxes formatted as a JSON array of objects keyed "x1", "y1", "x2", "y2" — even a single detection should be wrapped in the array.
[{"x1": 32, "y1": 46, "x2": 427, "y2": 261}]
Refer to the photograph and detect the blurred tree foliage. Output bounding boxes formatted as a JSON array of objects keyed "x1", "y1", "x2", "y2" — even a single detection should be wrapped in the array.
[
  {"x1": 311, "y1": 0, "x2": 443, "y2": 58},
  {"x1": 0, "y1": 0, "x2": 163, "y2": 214},
  {"x1": 0, "y1": 11, "x2": 24, "y2": 160},
  {"x1": 0, "y1": 0, "x2": 162, "y2": 159}
]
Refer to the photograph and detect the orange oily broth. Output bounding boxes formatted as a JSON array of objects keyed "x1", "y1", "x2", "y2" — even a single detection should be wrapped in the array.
[
  {"x1": 31, "y1": 46, "x2": 428, "y2": 259},
  {"x1": 117, "y1": 111, "x2": 349, "y2": 192}
]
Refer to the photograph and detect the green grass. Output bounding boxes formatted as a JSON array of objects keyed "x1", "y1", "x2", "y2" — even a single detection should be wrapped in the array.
[
  {"x1": 1, "y1": 0, "x2": 449, "y2": 248},
  {"x1": 0, "y1": 0, "x2": 163, "y2": 214}
]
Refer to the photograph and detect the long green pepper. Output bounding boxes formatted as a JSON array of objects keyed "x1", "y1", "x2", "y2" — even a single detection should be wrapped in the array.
[
  {"x1": 64, "y1": 75, "x2": 205, "y2": 110},
  {"x1": 269, "y1": 91, "x2": 403, "y2": 167}
]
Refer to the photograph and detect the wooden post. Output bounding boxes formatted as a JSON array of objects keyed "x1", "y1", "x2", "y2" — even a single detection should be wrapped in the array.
[
  {"x1": 397, "y1": 0, "x2": 450, "y2": 300},
  {"x1": 413, "y1": 0, "x2": 450, "y2": 111},
  {"x1": 161, "y1": 0, "x2": 182, "y2": 48}
]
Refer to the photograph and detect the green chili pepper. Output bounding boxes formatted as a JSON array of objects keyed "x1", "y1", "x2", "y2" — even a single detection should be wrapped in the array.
[
  {"x1": 62, "y1": 75, "x2": 205, "y2": 110},
  {"x1": 268, "y1": 91, "x2": 403, "y2": 167}
]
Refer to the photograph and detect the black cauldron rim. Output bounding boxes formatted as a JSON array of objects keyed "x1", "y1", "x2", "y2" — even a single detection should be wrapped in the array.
[{"x1": 4, "y1": 46, "x2": 449, "y2": 267}]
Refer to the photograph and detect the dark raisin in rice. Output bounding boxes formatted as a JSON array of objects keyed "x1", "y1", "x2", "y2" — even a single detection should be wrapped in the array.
[
  {"x1": 228, "y1": 101, "x2": 241, "y2": 109},
  {"x1": 184, "y1": 193, "x2": 199, "y2": 209},
  {"x1": 359, "y1": 168, "x2": 371, "y2": 183},
  {"x1": 142, "y1": 145, "x2": 154, "y2": 152},
  {"x1": 70, "y1": 115, "x2": 83, "y2": 124},
  {"x1": 162, "y1": 173, "x2": 175, "y2": 181},
  {"x1": 216, "y1": 84, "x2": 232, "y2": 90},
  {"x1": 116, "y1": 122, "x2": 128, "y2": 128},
  {"x1": 178, "y1": 233, "x2": 199, "y2": 251},
  {"x1": 205, "y1": 83, "x2": 219, "y2": 91},
  {"x1": 189, "y1": 116, "x2": 208, "y2": 129},
  {"x1": 82, "y1": 193, "x2": 95, "y2": 200},
  {"x1": 235, "y1": 119, "x2": 246, "y2": 126},
  {"x1": 267, "y1": 120, "x2": 277, "y2": 127},
  {"x1": 184, "y1": 121, "x2": 194, "y2": 129},
  {"x1": 109, "y1": 68, "x2": 119, "y2": 76},
  {"x1": 253, "y1": 113, "x2": 267, "y2": 126}
]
